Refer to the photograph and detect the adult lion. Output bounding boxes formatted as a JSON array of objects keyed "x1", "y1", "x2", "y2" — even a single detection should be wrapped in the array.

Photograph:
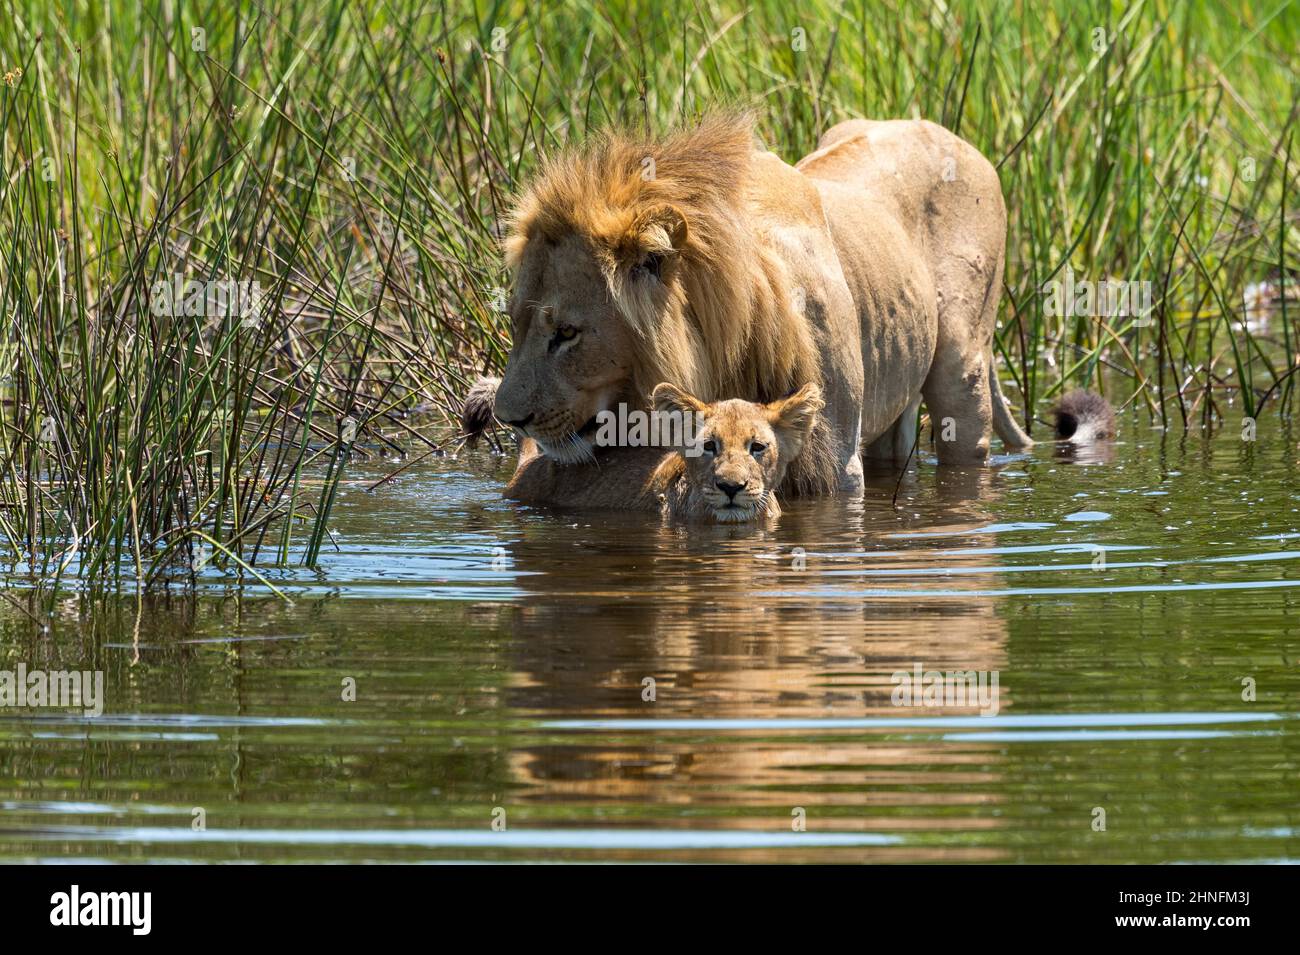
[{"x1": 489, "y1": 113, "x2": 1032, "y2": 506}]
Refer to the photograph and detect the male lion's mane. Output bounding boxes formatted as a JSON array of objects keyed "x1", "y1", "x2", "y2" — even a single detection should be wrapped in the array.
[{"x1": 503, "y1": 113, "x2": 822, "y2": 418}]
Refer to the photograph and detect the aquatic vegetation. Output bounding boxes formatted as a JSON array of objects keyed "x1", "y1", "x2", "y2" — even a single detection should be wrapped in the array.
[{"x1": 0, "y1": 1, "x2": 1295, "y2": 589}]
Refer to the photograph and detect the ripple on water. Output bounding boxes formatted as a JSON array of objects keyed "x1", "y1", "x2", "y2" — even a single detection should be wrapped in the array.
[{"x1": 1, "y1": 424, "x2": 1299, "y2": 862}]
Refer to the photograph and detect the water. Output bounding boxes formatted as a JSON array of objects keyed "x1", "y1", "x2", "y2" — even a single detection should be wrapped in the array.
[{"x1": 2, "y1": 419, "x2": 1299, "y2": 863}]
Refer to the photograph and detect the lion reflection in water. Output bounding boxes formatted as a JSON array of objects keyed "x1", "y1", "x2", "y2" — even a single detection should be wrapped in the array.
[{"x1": 483, "y1": 469, "x2": 1016, "y2": 859}]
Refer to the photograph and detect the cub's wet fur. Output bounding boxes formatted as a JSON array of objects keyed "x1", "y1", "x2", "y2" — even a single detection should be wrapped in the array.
[{"x1": 649, "y1": 382, "x2": 824, "y2": 523}]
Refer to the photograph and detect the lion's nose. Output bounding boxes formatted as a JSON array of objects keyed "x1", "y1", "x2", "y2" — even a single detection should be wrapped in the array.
[
  {"x1": 503, "y1": 413, "x2": 534, "y2": 429},
  {"x1": 716, "y1": 479, "x2": 745, "y2": 499}
]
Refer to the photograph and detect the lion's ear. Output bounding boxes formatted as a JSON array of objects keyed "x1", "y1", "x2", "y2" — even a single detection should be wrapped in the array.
[
  {"x1": 767, "y1": 383, "x2": 824, "y2": 436},
  {"x1": 652, "y1": 382, "x2": 707, "y2": 417},
  {"x1": 631, "y1": 204, "x2": 689, "y2": 256}
]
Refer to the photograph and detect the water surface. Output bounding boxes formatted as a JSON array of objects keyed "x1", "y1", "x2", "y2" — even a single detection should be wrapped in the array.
[{"x1": 2, "y1": 419, "x2": 1299, "y2": 862}]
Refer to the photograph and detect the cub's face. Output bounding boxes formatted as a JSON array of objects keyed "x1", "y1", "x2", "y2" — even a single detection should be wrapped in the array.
[
  {"x1": 652, "y1": 383, "x2": 824, "y2": 523},
  {"x1": 685, "y1": 400, "x2": 783, "y2": 522}
]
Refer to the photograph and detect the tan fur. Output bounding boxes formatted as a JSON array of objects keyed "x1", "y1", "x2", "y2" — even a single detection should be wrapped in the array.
[{"x1": 494, "y1": 113, "x2": 1029, "y2": 508}]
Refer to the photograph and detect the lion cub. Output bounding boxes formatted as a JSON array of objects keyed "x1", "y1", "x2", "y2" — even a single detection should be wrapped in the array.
[{"x1": 647, "y1": 382, "x2": 824, "y2": 523}]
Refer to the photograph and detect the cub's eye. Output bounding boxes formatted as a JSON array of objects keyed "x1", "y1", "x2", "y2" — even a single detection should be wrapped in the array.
[
  {"x1": 749, "y1": 441, "x2": 767, "y2": 457},
  {"x1": 701, "y1": 439, "x2": 717, "y2": 455}
]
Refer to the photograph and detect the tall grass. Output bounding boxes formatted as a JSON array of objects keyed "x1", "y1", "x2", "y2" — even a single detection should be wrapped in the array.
[{"x1": 1, "y1": 0, "x2": 1296, "y2": 589}]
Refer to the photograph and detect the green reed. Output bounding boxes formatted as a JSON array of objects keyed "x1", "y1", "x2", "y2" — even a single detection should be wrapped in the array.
[{"x1": 0, "y1": 0, "x2": 1296, "y2": 590}]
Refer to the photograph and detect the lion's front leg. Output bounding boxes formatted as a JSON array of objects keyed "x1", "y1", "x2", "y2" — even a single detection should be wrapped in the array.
[
  {"x1": 504, "y1": 444, "x2": 669, "y2": 510},
  {"x1": 922, "y1": 349, "x2": 993, "y2": 463},
  {"x1": 502, "y1": 438, "x2": 556, "y2": 505}
]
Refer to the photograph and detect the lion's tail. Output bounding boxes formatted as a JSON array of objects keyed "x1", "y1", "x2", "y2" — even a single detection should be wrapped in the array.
[
  {"x1": 988, "y1": 361, "x2": 1034, "y2": 449},
  {"x1": 1051, "y1": 389, "x2": 1116, "y2": 443},
  {"x1": 461, "y1": 376, "x2": 501, "y2": 445}
]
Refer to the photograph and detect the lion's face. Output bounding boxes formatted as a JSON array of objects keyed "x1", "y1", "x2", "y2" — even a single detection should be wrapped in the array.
[
  {"x1": 653, "y1": 382, "x2": 824, "y2": 523},
  {"x1": 494, "y1": 212, "x2": 686, "y2": 464}
]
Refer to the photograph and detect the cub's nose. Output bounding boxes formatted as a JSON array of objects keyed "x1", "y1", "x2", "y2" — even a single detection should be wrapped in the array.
[{"x1": 716, "y1": 479, "x2": 746, "y2": 499}]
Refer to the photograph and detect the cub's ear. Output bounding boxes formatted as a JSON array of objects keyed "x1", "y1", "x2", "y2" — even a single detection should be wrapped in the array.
[
  {"x1": 652, "y1": 382, "x2": 707, "y2": 417},
  {"x1": 767, "y1": 383, "x2": 824, "y2": 435}
]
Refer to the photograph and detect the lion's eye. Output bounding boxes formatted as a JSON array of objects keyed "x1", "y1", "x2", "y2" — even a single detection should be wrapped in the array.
[
  {"x1": 633, "y1": 253, "x2": 663, "y2": 280},
  {"x1": 750, "y1": 441, "x2": 767, "y2": 457},
  {"x1": 701, "y1": 439, "x2": 717, "y2": 455},
  {"x1": 550, "y1": 324, "x2": 579, "y2": 350}
]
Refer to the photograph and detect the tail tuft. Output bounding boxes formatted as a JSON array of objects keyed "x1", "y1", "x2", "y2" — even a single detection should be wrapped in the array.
[
  {"x1": 1051, "y1": 389, "x2": 1115, "y2": 442},
  {"x1": 461, "y1": 376, "x2": 501, "y2": 446}
]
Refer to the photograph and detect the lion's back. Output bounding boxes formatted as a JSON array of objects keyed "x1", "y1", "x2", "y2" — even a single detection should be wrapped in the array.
[{"x1": 796, "y1": 119, "x2": 1006, "y2": 236}]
